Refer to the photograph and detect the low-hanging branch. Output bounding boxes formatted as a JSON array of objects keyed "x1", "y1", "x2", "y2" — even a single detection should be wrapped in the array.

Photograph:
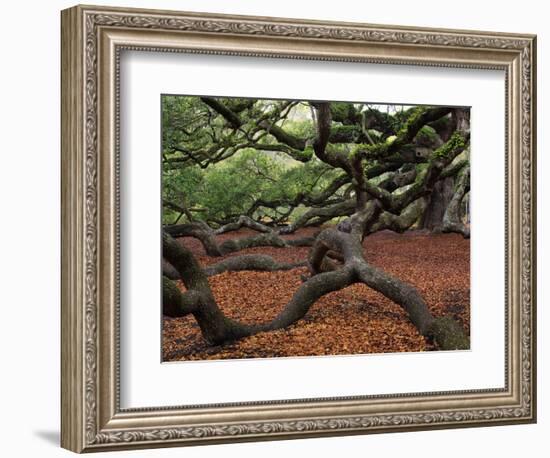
[
  {"x1": 162, "y1": 252, "x2": 307, "y2": 280},
  {"x1": 163, "y1": 230, "x2": 469, "y2": 350},
  {"x1": 204, "y1": 254, "x2": 307, "y2": 276},
  {"x1": 163, "y1": 216, "x2": 317, "y2": 257}
]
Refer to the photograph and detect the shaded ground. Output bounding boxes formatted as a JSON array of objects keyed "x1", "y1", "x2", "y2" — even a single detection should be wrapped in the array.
[{"x1": 163, "y1": 227, "x2": 470, "y2": 361}]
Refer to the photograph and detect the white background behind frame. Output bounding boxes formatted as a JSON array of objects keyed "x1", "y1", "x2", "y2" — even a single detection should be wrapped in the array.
[
  {"x1": 1, "y1": 0, "x2": 546, "y2": 457},
  {"x1": 119, "y1": 51, "x2": 505, "y2": 408}
]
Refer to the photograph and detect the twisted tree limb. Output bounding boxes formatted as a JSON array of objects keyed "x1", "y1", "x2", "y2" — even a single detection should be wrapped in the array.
[
  {"x1": 163, "y1": 215, "x2": 317, "y2": 273},
  {"x1": 204, "y1": 255, "x2": 306, "y2": 276},
  {"x1": 163, "y1": 231, "x2": 469, "y2": 350},
  {"x1": 214, "y1": 215, "x2": 273, "y2": 235}
]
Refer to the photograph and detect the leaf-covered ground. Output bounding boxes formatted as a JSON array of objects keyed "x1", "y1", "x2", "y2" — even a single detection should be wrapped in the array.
[{"x1": 163, "y1": 228, "x2": 470, "y2": 361}]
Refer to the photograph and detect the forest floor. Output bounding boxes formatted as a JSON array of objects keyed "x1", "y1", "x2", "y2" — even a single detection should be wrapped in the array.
[{"x1": 163, "y1": 227, "x2": 470, "y2": 361}]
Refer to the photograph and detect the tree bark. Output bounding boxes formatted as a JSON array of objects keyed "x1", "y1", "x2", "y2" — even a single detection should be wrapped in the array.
[
  {"x1": 204, "y1": 254, "x2": 306, "y2": 276},
  {"x1": 441, "y1": 166, "x2": 470, "y2": 238},
  {"x1": 164, "y1": 218, "x2": 316, "y2": 257},
  {"x1": 163, "y1": 230, "x2": 469, "y2": 350},
  {"x1": 421, "y1": 177, "x2": 455, "y2": 231}
]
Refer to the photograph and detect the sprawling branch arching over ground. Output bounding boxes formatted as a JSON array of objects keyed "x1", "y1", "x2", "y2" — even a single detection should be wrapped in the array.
[
  {"x1": 164, "y1": 215, "x2": 317, "y2": 258},
  {"x1": 203, "y1": 255, "x2": 307, "y2": 277},
  {"x1": 163, "y1": 231, "x2": 468, "y2": 350},
  {"x1": 162, "y1": 97, "x2": 471, "y2": 353}
]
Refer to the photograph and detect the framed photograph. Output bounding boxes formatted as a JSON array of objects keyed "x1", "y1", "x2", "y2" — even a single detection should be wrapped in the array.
[{"x1": 61, "y1": 4, "x2": 537, "y2": 453}]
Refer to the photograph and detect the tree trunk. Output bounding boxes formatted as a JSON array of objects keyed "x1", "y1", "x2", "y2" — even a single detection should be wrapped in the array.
[{"x1": 421, "y1": 177, "x2": 455, "y2": 231}]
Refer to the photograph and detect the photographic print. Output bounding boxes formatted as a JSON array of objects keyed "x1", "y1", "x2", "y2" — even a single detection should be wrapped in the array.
[
  {"x1": 62, "y1": 6, "x2": 536, "y2": 450},
  {"x1": 161, "y1": 96, "x2": 471, "y2": 362}
]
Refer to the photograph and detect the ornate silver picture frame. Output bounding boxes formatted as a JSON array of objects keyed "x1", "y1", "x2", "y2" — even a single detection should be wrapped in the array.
[{"x1": 61, "y1": 4, "x2": 536, "y2": 453}]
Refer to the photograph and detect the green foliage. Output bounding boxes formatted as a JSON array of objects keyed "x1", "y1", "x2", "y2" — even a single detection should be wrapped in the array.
[
  {"x1": 428, "y1": 114, "x2": 452, "y2": 132},
  {"x1": 224, "y1": 98, "x2": 255, "y2": 113},
  {"x1": 161, "y1": 95, "x2": 468, "y2": 228},
  {"x1": 415, "y1": 125, "x2": 438, "y2": 145},
  {"x1": 280, "y1": 120, "x2": 314, "y2": 139},
  {"x1": 163, "y1": 148, "x2": 339, "y2": 225},
  {"x1": 202, "y1": 150, "x2": 282, "y2": 219},
  {"x1": 367, "y1": 129, "x2": 382, "y2": 140},
  {"x1": 330, "y1": 102, "x2": 355, "y2": 122},
  {"x1": 278, "y1": 104, "x2": 316, "y2": 139},
  {"x1": 162, "y1": 165, "x2": 204, "y2": 224},
  {"x1": 432, "y1": 131, "x2": 465, "y2": 160},
  {"x1": 396, "y1": 106, "x2": 427, "y2": 137},
  {"x1": 162, "y1": 96, "x2": 218, "y2": 154}
]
